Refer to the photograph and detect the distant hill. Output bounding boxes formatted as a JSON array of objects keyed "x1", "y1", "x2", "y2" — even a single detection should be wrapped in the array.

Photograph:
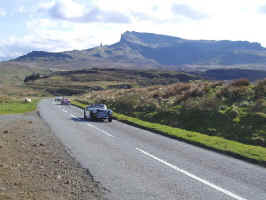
[
  {"x1": 16, "y1": 51, "x2": 73, "y2": 62},
  {"x1": 202, "y1": 69, "x2": 266, "y2": 81},
  {"x1": 24, "y1": 68, "x2": 200, "y2": 96},
  {"x1": 9, "y1": 31, "x2": 266, "y2": 72},
  {"x1": 118, "y1": 31, "x2": 266, "y2": 65}
]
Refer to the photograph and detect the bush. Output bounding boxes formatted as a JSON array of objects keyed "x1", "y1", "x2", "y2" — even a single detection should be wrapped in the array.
[
  {"x1": 218, "y1": 85, "x2": 254, "y2": 103},
  {"x1": 197, "y1": 96, "x2": 222, "y2": 111},
  {"x1": 251, "y1": 99, "x2": 266, "y2": 113},
  {"x1": 254, "y1": 79, "x2": 266, "y2": 99},
  {"x1": 73, "y1": 79, "x2": 266, "y2": 147},
  {"x1": 0, "y1": 96, "x2": 10, "y2": 103},
  {"x1": 231, "y1": 78, "x2": 250, "y2": 87},
  {"x1": 24, "y1": 73, "x2": 41, "y2": 82},
  {"x1": 111, "y1": 95, "x2": 139, "y2": 114},
  {"x1": 163, "y1": 83, "x2": 191, "y2": 98},
  {"x1": 225, "y1": 105, "x2": 240, "y2": 119}
]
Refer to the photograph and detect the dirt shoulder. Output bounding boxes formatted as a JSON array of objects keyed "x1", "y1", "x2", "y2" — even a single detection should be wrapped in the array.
[{"x1": 0, "y1": 112, "x2": 107, "y2": 200}]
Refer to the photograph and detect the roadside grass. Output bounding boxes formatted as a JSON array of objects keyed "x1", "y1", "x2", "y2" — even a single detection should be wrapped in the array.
[
  {"x1": 75, "y1": 79, "x2": 266, "y2": 147},
  {"x1": 0, "y1": 99, "x2": 39, "y2": 115},
  {"x1": 71, "y1": 100, "x2": 266, "y2": 166}
]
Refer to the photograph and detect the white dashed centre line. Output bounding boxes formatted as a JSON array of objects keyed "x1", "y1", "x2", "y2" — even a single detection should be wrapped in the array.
[
  {"x1": 61, "y1": 108, "x2": 68, "y2": 113},
  {"x1": 136, "y1": 148, "x2": 248, "y2": 200},
  {"x1": 71, "y1": 114, "x2": 77, "y2": 118},
  {"x1": 87, "y1": 124, "x2": 114, "y2": 137},
  {"x1": 68, "y1": 109, "x2": 113, "y2": 137}
]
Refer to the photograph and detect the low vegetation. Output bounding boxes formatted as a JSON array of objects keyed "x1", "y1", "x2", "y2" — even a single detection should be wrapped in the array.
[
  {"x1": 74, "y1": 78, "x2": 266, "y2": 148},
  {"x1": 1, "y1": 62, "x2": 265, "y2": 164},
  {"x1": 0, "y1": 62, "x2": 49, "y2": 103},
  {"x1": 0, "y1": 97, "x2": 39, "y2": 114},
  {"x1": 25, "y1": 68, "x2": 199, "y2": 96}
]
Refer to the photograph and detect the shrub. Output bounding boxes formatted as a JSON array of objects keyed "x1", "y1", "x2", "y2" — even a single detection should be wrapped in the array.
[
  {"x1": 225, "y1": 105, "x2": 240, "y2": 119},
  {"x1": 0, "y1": 96, "x2": 10, "y2": 103},
  {"x1": 197, "y1": 96, "x2": 222, "y2": 111},
  {"x1": 231, "y1": 78, "x2": 250, "y2": 87},
  {"x1": 74, "y1": 79, "x2": 266, "y2": 147},
  {"x1": 217, "y1": 85, "x2": 254, "y2": 103},
  {"x1": 210, "y1": 81, "x2": 224, "y2": 88},
  {"x1": 135, "y1": 102, "x2": 157, "y2": 112},
  {"x1": 254, "y1": 79, "x2": 266, "y2": 99},
  {"x1": 24, "y1": 73, "x2": 41, "y2": 82},
  {"x1": 112, "y1": 95, "x2": 139, "y2": 114},
  {"x1": 162, "y1": 83, "x2": 191, "y2": 98},
  {"x1": 251, "y1": 99, "x2": 266, "y2": 113}
]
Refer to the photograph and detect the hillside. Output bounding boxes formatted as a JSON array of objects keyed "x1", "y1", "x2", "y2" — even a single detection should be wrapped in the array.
[
  {"x1": 24, "y1": 68, "x2": 199, "y2": 96},
  {"x1": 0, "y1": 62, "x2": 49, "y2": 98},
  {"x1": 0, "y1": 62, "x2": 47, "y2": 85},
  {"x1": 118, "y1": 31, "x2": 266, "y2": 66},
  {"x1": 10, "y1": 31, "x2": 266, "y2": 71},
  {"x1": 74, "y1": 78, "x2": 266, "y2": 147},
  {"x1": 201, "y1": 69, "x2": 266, "y2": 81}
]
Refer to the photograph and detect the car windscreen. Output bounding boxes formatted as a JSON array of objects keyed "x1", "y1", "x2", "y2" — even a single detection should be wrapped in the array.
[{"x1": 94, "y1": 104, "x2": 106, "y2": 109}]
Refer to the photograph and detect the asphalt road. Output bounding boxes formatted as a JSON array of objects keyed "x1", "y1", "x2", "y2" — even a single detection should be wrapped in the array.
[{"x1": 39, "y1": 99, "x2": 266, "y2": 200}]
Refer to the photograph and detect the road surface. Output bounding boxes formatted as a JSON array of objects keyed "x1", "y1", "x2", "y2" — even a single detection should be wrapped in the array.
[{"x1": 39, "y1": 99, "x2": 266, "y2": 200}]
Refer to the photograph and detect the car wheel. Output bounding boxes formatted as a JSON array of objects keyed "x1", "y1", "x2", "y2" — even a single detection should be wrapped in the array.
[
  {"x1": 84, "y1": 113, "x2": 87, "y2": 120},
  {"x1": 90, "y1": 112, "x2": 95, "y2": 121},
  {"x1": 108, "y1": 117, "x2": 112, "y2": 122}
]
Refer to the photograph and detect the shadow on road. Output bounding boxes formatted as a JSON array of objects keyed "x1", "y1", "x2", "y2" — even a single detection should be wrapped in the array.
[
  {"x1": 71, "y1": 117, "x2": 109, "y2": 124},
  {"x1": 71, "y1": 117, "x2": 87, "y2": 122}
]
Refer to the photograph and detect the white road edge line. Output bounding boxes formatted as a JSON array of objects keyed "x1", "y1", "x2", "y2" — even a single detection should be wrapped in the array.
[
  {"x1": 136, "y1": 148, "x2": 248, "y2": 200},
  {"x1": 87, "y1": 124, "x2": 114, "y2": 137}
]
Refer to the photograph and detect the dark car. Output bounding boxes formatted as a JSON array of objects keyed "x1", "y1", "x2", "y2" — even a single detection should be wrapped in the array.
[
  {"x1": 84, "y1": 104, "x2": 112, "y2": 122},
  {"x1": 61, "y1": 98, "x2": 70, "y2": 105}
]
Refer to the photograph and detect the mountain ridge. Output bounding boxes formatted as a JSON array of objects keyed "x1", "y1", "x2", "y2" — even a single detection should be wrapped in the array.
[{"x1": 9, "y1": 31, "x2": 266, "y2": 71}]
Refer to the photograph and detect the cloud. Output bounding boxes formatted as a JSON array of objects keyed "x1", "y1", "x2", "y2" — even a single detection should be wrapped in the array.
[
  {"x1": 0, "y1": 40, "x2": 34, "y2": 61},
  {"x1": 0, "y1": 17, "x2": 103, "y2": 60},
  {"x1": 0, "y1": 35, "x2": 72, "y2": 61},
  {"x1": 131, "y1": 11, "x2": 161, "y2": 22},
  {"x1": 40, "y1": 0, "x2": 131, "y2": 24},
  {"x1": 171, "y1": 3, "x2": 208, "y2": 20},
  {"x1": 131, "y1": 11, "x2": 154, "y2": 21},
  {"x1": 48, "y1": 0, "x2": 86, "y2": 19},
  {"x1": 0, "y1": 8, "x2": 6, "y2": 17},
  {"x1": 258, "y1": 5, "x2": 266, "y2": 14},
  {"x1": 18, "y1": 6, "x2": 26, "y2": 14}
]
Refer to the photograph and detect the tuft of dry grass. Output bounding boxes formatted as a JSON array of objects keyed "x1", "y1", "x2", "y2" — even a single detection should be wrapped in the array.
[{"x1": 231, "y1": 78, "x2": 250, "y2": 87}]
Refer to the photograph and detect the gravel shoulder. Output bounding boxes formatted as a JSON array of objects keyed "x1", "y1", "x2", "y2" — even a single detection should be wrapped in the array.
[{"x1": 0, "y1": 111, "x2": 107, "y2": 200}]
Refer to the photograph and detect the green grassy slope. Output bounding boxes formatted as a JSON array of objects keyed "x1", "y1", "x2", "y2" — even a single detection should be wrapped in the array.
[
  {"x1": 0, "y1": 62, "x2": 49, "y2": 101},
  {"x1": 74, "y1": 79, "x2": 266, "y2": 147},
  {"x1": 0, "y1": 99, "x2": 39, "y2": 115},
  {"x1": 0, "y1": 62, "x2": 47, "y2": 85}
]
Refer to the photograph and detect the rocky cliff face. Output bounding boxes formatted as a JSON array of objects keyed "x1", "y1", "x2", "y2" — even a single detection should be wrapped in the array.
[{"x1": 118, "y1": 31, "x2": 266, "y2": 65}]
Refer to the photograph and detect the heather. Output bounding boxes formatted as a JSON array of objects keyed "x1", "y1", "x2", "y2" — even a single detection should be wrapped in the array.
[{"x1": 75, "y1": 79, "x2": 266, "y2": 147}]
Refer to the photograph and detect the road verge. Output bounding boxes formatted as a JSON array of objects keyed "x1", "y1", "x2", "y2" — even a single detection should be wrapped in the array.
[
  {"x1": 0, "y1": 111, "x2": 105, "y2": 199},
  {"x1": 0, "y1": 99, "x2": 40, "y2": 115},
  {"x1": 71, "y1": 100, "x2": 266, "y2": 167}
]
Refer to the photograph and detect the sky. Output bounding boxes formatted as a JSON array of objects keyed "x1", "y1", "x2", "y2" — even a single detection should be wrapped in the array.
[{"x1": 1, "y1": 0, "x2": 266, "y2": 60}]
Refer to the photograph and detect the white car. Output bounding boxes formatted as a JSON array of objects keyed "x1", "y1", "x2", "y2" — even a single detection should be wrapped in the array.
[{"x1": 84, "y1": 104, "x2": 112, "y2": 122}]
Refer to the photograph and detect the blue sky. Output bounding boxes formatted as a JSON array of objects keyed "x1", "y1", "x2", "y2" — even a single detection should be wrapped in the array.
[{"x1": 1, "y1": 0, "x2": 266, "y2": 60}]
